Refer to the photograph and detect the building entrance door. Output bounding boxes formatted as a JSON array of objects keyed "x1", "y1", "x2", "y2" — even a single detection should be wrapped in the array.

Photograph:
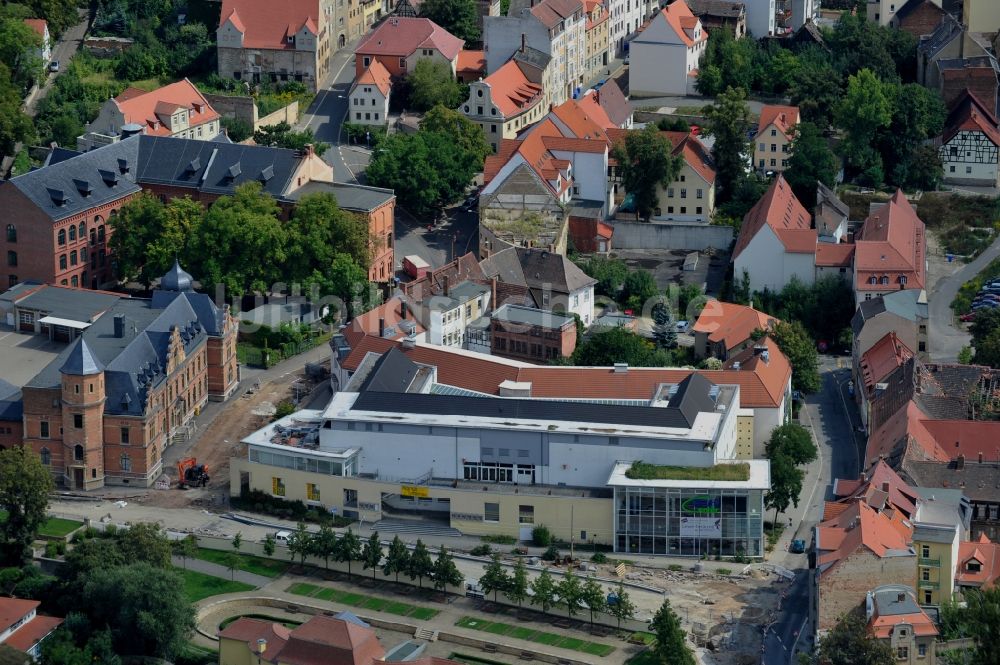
[{"x1": 73, "y1": 467, "x2": 84, "y2": 489}]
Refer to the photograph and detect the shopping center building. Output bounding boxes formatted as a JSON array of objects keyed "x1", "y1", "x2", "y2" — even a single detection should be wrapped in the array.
[{"x1": 232, "y1": 344, "x2": 772, "y2": 556}]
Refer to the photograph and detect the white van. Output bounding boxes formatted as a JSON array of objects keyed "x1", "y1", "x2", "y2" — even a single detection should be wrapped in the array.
[{"x1": 274, "y1": 530, "x2": 292, "y2": 545}]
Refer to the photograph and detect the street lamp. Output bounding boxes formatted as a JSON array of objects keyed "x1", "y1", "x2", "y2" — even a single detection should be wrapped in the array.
[{"x1": 366, "y1": 131, "x2": 371, "y2": 148}]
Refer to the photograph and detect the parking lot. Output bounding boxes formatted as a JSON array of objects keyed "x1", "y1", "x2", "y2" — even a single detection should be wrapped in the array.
[{"x1": 0, "y1": 326, "x2": 65, "y2": 386}]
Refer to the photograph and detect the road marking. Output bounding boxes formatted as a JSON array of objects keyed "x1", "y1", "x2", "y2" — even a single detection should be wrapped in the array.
[
  {"x1": 789, "y1": 616, "x2": 808, "y2": 663},
  {"x1": 799, "y1": 402, "x2": 825, "y2": 535},
  {"x1": 835, "y1": 375, "x2": 861, "y2": 474},
  {"x1": 305, "y1": 49, "x2": 355, "y2": 133}
]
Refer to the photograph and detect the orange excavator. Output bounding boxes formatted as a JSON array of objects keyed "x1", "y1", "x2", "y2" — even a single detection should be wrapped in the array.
[{"x1": 176, "y1": 457, "x2": 210, "y2": 489}]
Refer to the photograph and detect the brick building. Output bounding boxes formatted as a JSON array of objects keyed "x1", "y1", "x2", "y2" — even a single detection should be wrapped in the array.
[
  {"x1": 889, "y1": 0, "x2": 946, "y2": 38},
  {"x1": 19, "y1": 262, "x2": 239, "y2": 489},
  {"x1": 490, "y1": 303, "x2": 577, "y2": 361}
]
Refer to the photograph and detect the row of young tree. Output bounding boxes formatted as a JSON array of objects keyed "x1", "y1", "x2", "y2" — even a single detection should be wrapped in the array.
[{"x1": 110, "y1": 184, "x2": 378, "y2": 309}]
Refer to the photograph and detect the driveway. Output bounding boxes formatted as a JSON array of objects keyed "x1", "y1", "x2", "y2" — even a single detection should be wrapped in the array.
[
  {"x1": 927, "y1": 233, "x2": 1000, "y2": 361},
  {"x1": 24, "y1": 8, "x2": 91, "y2": 116}
]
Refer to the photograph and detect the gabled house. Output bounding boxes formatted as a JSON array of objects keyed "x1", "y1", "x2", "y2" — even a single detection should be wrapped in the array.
[
  {"x1": 0, "y1": 598, "x2": 62, "y2": 658},
  {"x1": 753, "y1": 104, "x2": 799, "y2": 173},
  {"x1": 686, "y1": 0, "x2": 746, "y2": 38},
  {"x1": 217, "y1": 0, "x2": 333, "y2": 91},
  {"x1": 691, "y1": 299, "x2": 779, "y2": 360},
  {"x1": 889, "y1": 0, "x2": 947, "y2": 37},
  {"x1": 917, "y1": 14, "x2": 998, "y2": 116},
  {"x1": 480, "y1": 246, "x2": 597, "y2": 324},
  {"x1": 732, "y1": 174, "x2": 815, "y2": 293},
  {"x1": 854, "y1": 191, "x2": 926, "y2": 306},
  {"x1": 869, "y1": 0, "x2": 942, "y2": 25},
  {"x1": 866, "y1": 585, "x2": 939, "y2": 662},
  {"x1": 857, "y1": 332, "x2": 915, "y2": 429},
  {"x1": 578, "y1": 79, "x2": 632, "y2": 129},
  {"x1": 852, "y1": 290, "x2": 929, "y2": 399},
  {"x1": 23, "y1": 18, "x2": 50, "y2": 63},
  {"x1": 630, "y1": 0, "x2": 708, "y2": 97},
  {"x1": 354, "y1": 17, "x2": 464, "y2": 79},
  {"x1": 956, "y1": 534, "x2": 1000, "y2": 595},
  {"x1": 349, "y1": 60, "x2": 392, "y2": 126},
  {"x1": 938, "y1": 89, "x2": 1000, "y2": 187},
  {"x1": 484, "y1": 0, "x2": 586, "y2": 107},
  {"x1": 77, "y1": 79, "x2": 221, "y2": 151},
  {"x1": 460, "y1": 54, "x2": 547, "y2": 151}
]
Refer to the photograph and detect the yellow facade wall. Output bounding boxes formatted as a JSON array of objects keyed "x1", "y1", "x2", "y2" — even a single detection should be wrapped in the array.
[
  {"x1": 913, "y1": 538, "x2": 956, "y2": 606},
  {"x1": 232, "y1": 458, "x2": 615, "y2": 545},
  {"x1": 735, "y1": 415, "x2": 754, "y2": 459},
  {"x1": 219, "y1": 637, "x2": 262, "y2": 665}
]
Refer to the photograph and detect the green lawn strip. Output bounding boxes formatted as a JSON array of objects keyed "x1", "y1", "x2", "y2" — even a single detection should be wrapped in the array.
[
  {"x1": 531, "y1": 632, "x2": 563, "y2": 646},
  {"x1": 508, "y1": 626, "x2": 538, "y2": 640},
  {"x1": 384, "y1": 601, "x2": 413, "y2": 616},
  {"x1": 314, "y1": 588, "x2": 338, "y2": 601},
  {"x1": 338, "y1": 592, "x2": 369, "y2": 605},
  {"x1": 39, "y1": 517, "x2": 83, "y2": 538},
  {"x1": 287, "y1": 582, "x2": 321, "y2": 596},
  {"x1": 629, "y1": 632, "x2": 656, "y2": 645},
  {"x1": 408, "y1": 607, "x2": 438, "y2": 620},
  {"x1": 456, "y1": 617, "x2": 481, "y2": 628},
  {"x1": 194, "y1": 548, "x2": 289, "y2": 578},
  {"x1": 484, "y1": 621, "x2": 513, "y2": 636},
  {"x1": 555, "y1": 637, "x2": 584, "y2": 650},
  {"x1": 362, "y1": 597, "x2": 390, "y2": 611},
  {"x1": 582, "y1": 643, "x2": 616, "y2": 657},
  {"x1": 454, "y1": 616, "x2": 613, "y2": 655},
  {"x1": 180, "y1": 569, "x2": 254, "y2": 603}
]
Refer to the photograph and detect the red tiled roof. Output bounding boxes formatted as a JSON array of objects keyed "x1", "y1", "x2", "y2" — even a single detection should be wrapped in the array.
[
  {"x1": 815, "y1": 242, "x2": 855, "y2": 267},
  {"x1": 23, "y1": 18, "x2": 47, "y2": 37},
  {"x1": 833, "y1": 460, "x2": 918, "y2": 519},
  {"x1": 691, "y1": 299, "x2": 778, "y2": 352},
  {"x1": 457, "y1": 50, "x2": 486, "y2": 75},
  {"x1": 855, "y1": 190, "x2": 926, "y2": 293},
  {"x1": 542, "y1": 136, "x2": 608, "y2": 153},
  {"x1": 817, "y1": 500, "x2": 913, "y2": 577},
  {"x1": 114, "y1": 79, "x2": 220, "y2": 137},
  {"x1": 356, "y1": 17, "x2": 464, "y2": 61},
  {"x1": 3, "y1": 615, "x2": 62, "y2": 652},
  {"x1": 481, "y1": 60, "x2": 544, "y2": 117},
  {"x1": 530, "y1": 0, "x2": 585, "y2": 29},
  {"x1": 942, "y1": 89, "x2": 1000, "y2": 147},
  {"x1": 219, "y1": 0, "x2": 321, "y2": 49},
  {"x1": 342, "y1": 335, "x2": 792, "y2": 408},
  {"x1": 651, "y1": 0, "x2": 707, "y2": 47},
  {"x1": 957, "y1": 535, "x2": 1000, "y2": 588},
  {"x1": 353, "y1": 60, "x2": 392, "y2": 96},
  {"x1": 550, "y1": 99, "x2": 611, "y2": 141},
  {"x1": 345, "y1": 296, "x2": 425, "y2": 347},
  {"x1": 859, "y1": 332, "x2": 914, "y2": 395},
  {"x1": 756, "y1": 104, "x2": 800, "y2": 139},
  {"x1": 918, "y1": 419, "x2": 1000, "y2": 463},
  {"x1": 776, "y1": 228, "x2": 819, "y2": 253},
  {"x1": 0, "y1": 598, "x2": 39, "y2": 633},
  {"x1": 865, "y1": 401, "x2": 948, "y2": 469},
  {"x1": 278, "y1": 616, "x2": 385, "y2": 665},
  {"x1": 585, "y1": 0, "x2": 608, "y2": 29},
  {"x1": 733, "y1": 174, "x2": 812, "y2": 259}
]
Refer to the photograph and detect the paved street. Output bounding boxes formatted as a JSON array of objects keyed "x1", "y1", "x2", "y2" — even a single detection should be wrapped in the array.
[
  {"x1": 300, "y1": 42, "x2": 362, "y2": 182},
  {"x1": 23, "y1": 8, "x2": 91, "y2": 116},
  {"x1": 928, "y1": 233, "x2": 1000, "y2": 361}
]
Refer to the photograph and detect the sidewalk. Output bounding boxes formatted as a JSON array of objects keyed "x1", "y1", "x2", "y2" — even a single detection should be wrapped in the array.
[{"x1": 172, "y1": 555, "x2": 272, "y2": 587}]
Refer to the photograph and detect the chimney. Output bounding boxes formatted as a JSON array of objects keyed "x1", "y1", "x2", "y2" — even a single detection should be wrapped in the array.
[
  {"x1": 378, "y1": 317, "x2": 385, "y2": 337},
  {"x1": 957, "y1": 454, "x2": 966, "y2": 469},
  {"x1": 882, "y1": 481, "x2": 889, "y2": 492},
  {"x1": 400, "y1": 300, "x2": 408, "y2": 320},
  {"x1": 114, "y1": 313, "x2": 125, "y2": 338},
  {"x1": 443, "y1": 274, "x2": 450, "y2": 296},
  {"x1": 402, "y1": 333, "x2": 416, "y2": 349},
  {"x1": 257, "y1": 638, "x2": 267, "y2": 655},
  {"x1": 304, "y1": 143, "x2": 315, "y2": 157}
]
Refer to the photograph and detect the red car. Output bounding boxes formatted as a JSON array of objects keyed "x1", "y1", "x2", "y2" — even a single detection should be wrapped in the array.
[{"x1": 961, "y1": 313, "x2": 977, "y2": 322}]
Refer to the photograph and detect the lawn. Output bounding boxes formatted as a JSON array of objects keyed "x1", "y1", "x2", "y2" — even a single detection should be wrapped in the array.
[
  {"x1": 180, "y1": 569, "x2": 255, "y2": 603},
  {"x1": 454, "y1": 617, "x2": 614, "y2": 657},
  {"x1": 285, "y1": 582, "x2": 439, "y2": 619},
  {"x1": 194, "y1": 548, "x2": 289, "y2": 578},
  {"x1": 39, "y1": 517, "x2": 83, "y2": 538},
  {"x1": 625, "y1": 461, "x2": 750, "y2": 481}
]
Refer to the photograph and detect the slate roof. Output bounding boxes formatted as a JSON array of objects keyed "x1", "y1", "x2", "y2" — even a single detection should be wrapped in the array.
[
  {"x1": 480, "y1": 247, "x2": 596, "y2": 296},
  {"x1": 5, "y1": 284, "x2": 123, "y2": 323},
  {"x1": 60, "y1": 339, "x2": 104, "y2": 375},
  {"x1": 358, "y1": 347, "x2": 422, "y2": 393},
  {"x1": 686, "y1": 0, "x2": 744, "y2": 18},
  {"x1": 0, "y1": 379, "x2": 23, "y2": 422},
  {"x1": 851, "y1": 290, "x2": 927, "y2": 337},
  {"x1": 2, "y1": 137, "x2": 141, "y2": 222},
  {"x1": 285, "y1": 181, "x2": 395, "y2": 212},
  {"x1": 869, "y1": 586, "x2": 938, "y2": 639},
  {"x1": 906, "y1": 460, "x2": 1000, "y2": 502},
  {"x1": 917, "y1": 12, "x2": 962, "y2": 60}
]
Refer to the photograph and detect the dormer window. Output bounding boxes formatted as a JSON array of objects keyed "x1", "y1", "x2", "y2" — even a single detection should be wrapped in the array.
[
  {"x1": 869, "y1": 276, "x2": 877, "y2": 285},
  {"x1": 288, "y1": 35, "x2": 294, "y2": 43},
  {"x1": 880, "y1": 275, "x2": 889, "y2": 285},
  {"x1": 967, "y1": 560, "x2": 982, "y2": 572},
  {"x1": 899, "y1": 275, "x2": 907, "y2": 285}
]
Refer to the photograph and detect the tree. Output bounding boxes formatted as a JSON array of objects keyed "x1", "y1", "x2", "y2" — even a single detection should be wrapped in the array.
[
  {"x1": 579, "y1": 576, "x2": 606, "y2": 628},
  {"x1": 765, "y1": 451, "x2": 804, "y2": 527},
  {"x1": 964, "y1": 586, "x2": 1000, "y2": 665},
  {"x1": 407, "y1": 538, "x2": 434, "y2": 588},
  {"x1": 407, "y1": 59, "x2": 464, "y2": 112},
  {"x1": 704, "y1": 87, "x2": 752, "y2": 203},
  {"x1": 785, "y1": 122, "x2": 837, "y2": 210},
  {"x1": 766, "y1": 423, "x2": 817, "y2": 467},
  {"x1": 432, "y1": 545, "x2": 463, "y2": 591},
  {"x1": 817, "y1": 612, "x2": 894, "y2": 665},
  {"x1": 232, "y1": 531, "x2": 243, "y2": 556},
  {"x1": 959, "y1": 346, "x2": 974, "y2": 365},
  {"x1": 419, "y1": 0, "x2": 480, "y2": 42},
  {"x1": 313, "y1": 524, "x2": 338, "y2": 569},
  {"x1": 507, "y1": 558, "x2": 529, "y2": 607},
  {"x1": 220, "y1": 116, "x2": 253, "y2": 142},
  {"x1": 420, "y1": 105, "x2": 491, "y2": 170},
  {"x1": 879, "y1": 83, "x2": 945, "y2": 188},
  {"x1": 223, "y1": 550, "x2": 240, "y2": 581},
  {"x1": 620, "y1": 270, "x2": 659, "y2": 312},
  {"x1": 171, "y1": 534, "x2": 199, "y2": 570},
  {"x1": 770, "y1": 320, "x2": 821, "y2": 393},
  {"x1": 337, "y1": 529, "x2": 362, "y2": 576},
  {"x1": 263, "y1": 533, "x2": 276, "y2": 558},
  {"x1": 573, "y1": 327, "x2": 671, "y2": 367},
  {"x1": 652, "y1": 301, "x2": 677, "y2": 350},
  {"x1": 383, "y1": 535, "x2": 410, "y2": 583},
  {"x1": 650, "y1": 598, "x2": 695, "y2": 665},
  {"x1": 74, "y1": 563, "x2": 196, "y2": 659},
  {"x1": 612, "y1": 125, "x2": 683, "y2": 221},
  {"x1": 835, "y1": 69, "x2": 892, "y2": 180},
  {"x1": 253, "y1": 121, "x2": 329, "y2": 155},
  {"x1": 578, "y1": 256, "x2": 628, "y2": 298},
  {"x1": 557, "y1": 568, "x2": 583, "y2": 618},
  {"x1": 905, "y1": 143, "x2": 943, "y2": 191},
  {"x1": 39, "y1": 626, "x2": 121, "y2": 665},
  {"x1": 108, "y1": 193, "x2": 170, "y2": 287},
  {"x1": 0, "y1": 446, "x2": 54, "y2": 566},
  {"x1": 480, "y1": 554, "x2": 510, "y2": 603},
  {"x1": 288, "y1": 522, "x2": 313, "y2": 567},
  {"x1": 530, "y1": 568, "x2": 557, "y2": 614},
  {"x1": 287, "y1": 192, "x2": 372, "y2": 277},
  {"x1": 363, "y1": 531, "x2": 383, "y2": 583},
  {"x1": 607, "y1": 582, "x2": 636, "y2": 629}
]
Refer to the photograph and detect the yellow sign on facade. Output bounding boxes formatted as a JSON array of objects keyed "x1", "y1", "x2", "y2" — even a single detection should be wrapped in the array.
[{"x1": 401, "y1": 485, "x2": 429, "y2": 498}]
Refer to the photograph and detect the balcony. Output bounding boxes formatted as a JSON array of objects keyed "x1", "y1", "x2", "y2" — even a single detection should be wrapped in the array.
[
  {"x1": 918, "y1": 580, "x2": 940, "y2": 590},
  {"x1": 919, "y1": 557, "x2": 941, "y2": 567}
]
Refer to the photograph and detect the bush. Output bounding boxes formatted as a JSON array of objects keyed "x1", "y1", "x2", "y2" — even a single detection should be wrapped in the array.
[
  {"x1": 470, "y1": 544, "x2": 493, "y2": 557},
  {"x1": 481, "y1": 534, "x2": 517, "y2": 545},
  {"x1": 44, "y1": 542, "x2": 58, "y2": 558},
  {"x1": 220, "y1": 116, "x2": 253, "y2": 142},
  {"x1": 667, "y1": 564, "x2": 683, "y2": 572},
  {"x1": 717, "y1": 568, "x2": 733, "y2": 575},
  {"x1": 230, "y1": 488, "x2": 354, "y2": 527},
  {"x1": 531, "y1": 525, "x2": 553, "y2": 547},
  {"x1": 541, "y1": 545, "x2": 560, "y2": 561},
  {"x1": 591, "y1": 552, "x2": 608, "y2": 563}
]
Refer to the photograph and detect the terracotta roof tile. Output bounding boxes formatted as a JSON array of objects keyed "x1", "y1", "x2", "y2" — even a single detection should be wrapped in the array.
[
  {"x1": 756, "y1": 104, "x2": 800, "y2": 139},
  {"x1": 647, "y1": 0, "x2": 707, "y2": 47},
  {"x1": 815, "y1": 242, "x2": 855, "y2": 267},
  {"x1": 356, "y1": 17, "x2": 464, "y2": 61},
  {"x1": 691, "y1": 299, "x2": 778, "y2": 352},
  {"x1": 817, "y1": 500, "x2": 913, "y2": 577},
  {"x1": 860, "y1": 332, "x2": 914, "y2": 394},
  {"x1": 219, "y1": 0, "x2": 322, "y2": 49},
  {"x1": 353, "y1": 60, "x2": 392, "y2": 96},
  {"x1": 530, "y1": 0, "x2": 585, "y2": 29},
  {"x1": 855, "y1": 190, "x2": 926, "y2": 293},
  {"x1": 0, "y1": 599, "x2": 40, "y2": 633},
  {"x1": 957, "y1": 536, "x2": 1000, "y2": 588},
  {"x1": 481, "y1": 60, "x2": 543, "y2": 117},
  {"x1": 3, "y1": 615, "x2": 62, "y2": 652},
  {"x1": 733, "y1": 174, "x2": 811, "y2": 259},
  {"x1": 113, "y1": 79, "x2": 220, "y2": 138},
  {"x1": 23, "y1": 18, "x2": 47, "y2": 37},
  {"x1": 942, "y1": 89, "x2": 1000, "y2": 147},
  {"x1": 345, "y1": 296, "x2": 425, "y2": 347},
  {"x1": 457, "y1": 49, "x2": 486, "y2": 75}
]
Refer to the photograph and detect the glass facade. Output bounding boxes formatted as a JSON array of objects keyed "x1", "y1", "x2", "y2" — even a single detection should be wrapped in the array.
[
  {"x1": 614, "y1": 487, "x2": 764, "y2": 557},
  {"x1": 249, "y1": 446, "x2": 356, "y2": 476}
]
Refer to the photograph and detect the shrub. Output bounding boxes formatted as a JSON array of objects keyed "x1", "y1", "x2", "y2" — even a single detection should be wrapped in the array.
[
  {"x1": 470, "y1": 544, "x2": 493, "y2": 557},
  {"x1": 717, "y1": 568, "x2": 733, "y2": 576},
  {"x1": 667, "y1": 564, "x2": 683, "y2": 572},
  {"x1": 541, "y1": 545, "x2": 560, "y2": 561},
  {"x1": 532, "y1": 525, "x2": 553, "y2": 547},
  {"x1": 591, "y1": 552, "x2": 608, "y2": 564},
  {"x1": 481, "y1": 534, "x2": 517, "y2": 545},
  {"x1": 44, "y1": 542, "x2": 58, "y2": 558}
]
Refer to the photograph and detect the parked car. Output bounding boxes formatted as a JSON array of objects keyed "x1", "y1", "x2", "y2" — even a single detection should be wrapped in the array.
[
  {"x1": 973, "y1": 302, "x2": 998, "y2": 310},
  {"x1": 960, "y1": 313, "x2": 978, "y2": 322},
  {"x1": 790, "y1": 539, "x2": 806, "y2": 554},
  {"x1": 48, "y1": 61, "x2": 59, "y2": 72},
  {"x1": 274, "y1": 530, "x2": 292, "y2": 545}
]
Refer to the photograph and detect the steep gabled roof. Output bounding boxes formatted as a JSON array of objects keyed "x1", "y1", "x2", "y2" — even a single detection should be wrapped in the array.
[
  {"x1": 860, "y1": 332, "x2": 914, "y2": 396},
  {"x1": 868, "y1": 586, "x2": 938, "y2": 639},
  {"x1": 957, "y1": 535, "x2": 1000, "y2": 588},
  {"x1": 692, "y1": 300, "x2": 778, "y2": 352},
  {"x1": 352, "y1": 60, "x2": 393, "y2": 96},
  {"x1": 756, "y1": 104, "x2": 799, "y2": 139},
  {"x1": 23, "y1": 18, "x2": 47, "y2": 37},
  {"x1": 816, "y1": 499, "x2": 913, "y2": 578},
  {"x1": 855, "y1": 190, "x2": 926, "y2": 292},
  {"x1": 113, "y1": 78, "x2": 220, "y2": 137},
  {"x1": 481, "y1": 60, "x2": 544, "y2": 117},
  {"x1": 218, "y1": 0, "x2": 321, "y2": 49},
  {"x1": 942, "y1": 89, "x2": 1000, "y2": 147},
  {"x1": 529, "y1": 0, "x2": 584, "y2": 29},
  {"x1": 648, "y1": 0, "x2": 707, "y2": 47},
  {"x1": 733, "y1": 174, "x2": 812, "y2": 259},
  {"x1": 356, "y1": 17, "x2": 464, "y2": 60}
]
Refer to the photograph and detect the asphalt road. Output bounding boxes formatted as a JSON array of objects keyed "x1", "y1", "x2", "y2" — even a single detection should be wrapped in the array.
[
  {"x1": 762, "y1": 356, "x2": 862, "y2": 664},
  {"x1": 24, "y1": 8, "x2": 91, "y2": 116},
  {"x1": 300, "y1": 42, "x2": 361, "y2": 182},
  {"x1": 928, "y1": 233, "x2": 1000, "y2": 362}
]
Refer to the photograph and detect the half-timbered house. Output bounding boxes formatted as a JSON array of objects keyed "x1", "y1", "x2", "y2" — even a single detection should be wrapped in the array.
[{"x1": 940, "y1": 89, "x2": 1000, "y2": 187}]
